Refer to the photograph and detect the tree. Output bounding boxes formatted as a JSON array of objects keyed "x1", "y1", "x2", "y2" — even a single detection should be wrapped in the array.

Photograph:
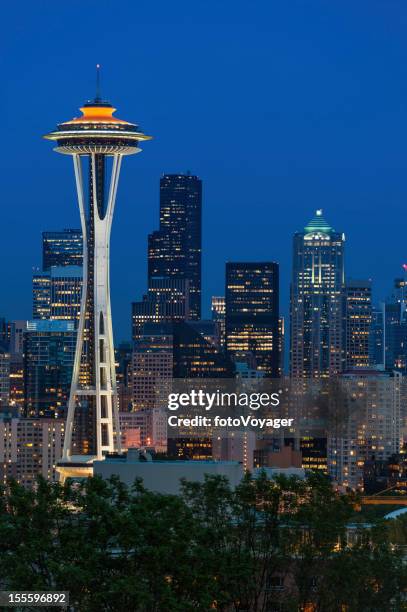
[{"x1": 0, "y1": 472, "x2": 405, "y2": 611}]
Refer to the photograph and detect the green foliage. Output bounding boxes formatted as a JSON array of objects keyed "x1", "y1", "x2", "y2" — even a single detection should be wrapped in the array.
[{"x1": 0, "y1": 472, "x2": 405, "y2": 611}]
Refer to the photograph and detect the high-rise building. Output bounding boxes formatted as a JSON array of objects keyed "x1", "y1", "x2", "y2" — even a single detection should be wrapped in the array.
[
  {"x1": 42, "y1": 229, "x2": 83, "y2": 271},
  {"x1": 10, "y1": 320, "x2": 27, "y2": 356},
  {"x1": 0, "y1": 345, "x2": 10, "y2": 408},
  {"x1": 115, "y1": 342, "x2": 133, "y2": 412},
  {"x1": 211, "y1": 296, "x2": 226, "y2": 347},
  {"x1": 33, "y1": 266, "x2": 82, "y2": 322},
  {"x1": 140, "y1": 322, "x2": 235, "y2": 379},
  {"x1": 382, "y1": 275, "x2": 407, "y2": 372},
  {"x1": 9, "y1": 355, "x2": 24, "y2": 411},
  {"x1": 132, "y1": 332, "x2": 173, "y2": 410},
  {"x1": 343, "y1": 279, "x2": 372, "y2": 370},
  {"x1": 393, "y1": 269, "x2": 407, "y2": 313},
  {"x1": 49, "y1": 266, "x2": 82, "y2": 322},
  {"x1": 225, "y1": 262, "x2": 279, "y2": 377},
  {"x1": 44, "y1": 76, "x2": 151, "y2": 478},
  {"x1": 0, "y1": 413, "x2": 64, "y2": 487},
  {"x1": 148, "y1": 174, "x2": 202, "y2": 319},
  {"x1": 328, "y1": 370, "x2": 402, "y2": 490},
  {"x1": 0, "y1": 318, "x2": 10, "y2": 346},
  {"x1": 384, "y1": 303, "x2": 407, "y2": 372},
  {"x1": 131, "y1": 277, "x2": 189, "y2": 340},
  {"x1": 290, "y1": 210, "x2": 345, "y2": 378},
  {"x1": 369, "y1": 306, "x2": 385, "y2": 369},
  {"x1": 32, "y1": 273, "x2": 51, "y2": 319},
  {"x1": 24, "y1": 320, "x2": 76, "y2": 418},
  {"x1": 188, "y1": 320, "x2": 221, "y2": 347},
  {"x1": 369, "y1": 274, "x2": 407, "y2": 373},
  {"x1": 278, "y1": 316, "x2": 285, "y2": 376}
]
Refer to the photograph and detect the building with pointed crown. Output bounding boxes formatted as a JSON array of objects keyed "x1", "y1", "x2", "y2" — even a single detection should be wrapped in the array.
[{"x1": 290, "y1": 210, "x2": 345, "y2": 378}]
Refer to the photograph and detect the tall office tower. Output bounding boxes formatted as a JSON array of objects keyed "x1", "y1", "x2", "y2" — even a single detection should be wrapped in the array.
[
  {"x1": 10, "y1": 321, "x2": 27, "y2": 356},
  {"x1": 290, "y1": 210, "x2": 345, "y2": 378},
  {"x1": 9, "y1": 355, "x2": 24, "y2": 411},
  {"x1": 278, "y1": 316, "x2": 285, "y2": 376},
  {"x1": 132, "y1": 333, "x2": 173, "y2": 410},
  {"x1": 9, "y1": 322, "x2": 27, "y2": 413},
  {"x1": 44, "y1": 75, "x2": 151, "y2": 477},
  {"x1": 0, "y1": 318, "x2": 10, "y2": 345},
  {"x1": 140, "y1": 322, "x2": 235, "y2": 378},
  {"x1": 0, "y1": 414, "x2": 65, "y2": 487},
  {"x1": 384, "y1": 304, "x2": 407, "y2": 372},
  {"x1": 0, "y1": 346, "x2": 10, "y2": 408},
  {"x1": 42, "y1": 229, "x2": 83, "y2": 271},
  {"x1": 131, "y1": 277, "x2": 190, "y2": 340},
  {"x1": 328, "y1": 370, "x2": 402, "y2": 490},
  {"x1": 24, "y1": 320, "x2": 76, "y2": 418},
  {"x1": 225, "y1": 262, "x2": 280, "y2": 377},
  {"x1": 393, "y1": 267, "x2": 407, "y2": 313},
  {"x1": 32, "y1": 273, "x2": 51, "y2": 319},
  {"x1": 369, "y1": 306, "x2": 385, "y2": 369},
  {"x1": 49, "y1": 266, "x2": 82, "y2": 322},
  {"x1": 211, "y1": 296, "x2": 226, "y2": 347},
  {"x1": 148, "y1": 174, "x2": 202, "y2": 319},
  {"x1": 172, "y1": 321, "x2": 235, "y2": 378},
  {"x1": 369, "y1": 275, "x2": 407, "y2": 373},
  {"x1": 115, "y1": 342, "x2": 133, "y2": 412},
  {"x1": 343, "y1": 279, "x2": 372, "y2": 370},
  {"x1": 381, "y1": 273, "x2": 407, "y2": 372},
  {"x1": 33, "y1": 267, "x2": 82, "y2": 322},
  {"x1": 188, "y1": 320, "x2": 221, "y2": 347}
]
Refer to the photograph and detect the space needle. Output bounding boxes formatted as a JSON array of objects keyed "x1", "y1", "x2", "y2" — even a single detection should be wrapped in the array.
[{"x1": 44, "y1": 68, "x2": 151, "y2": 480}]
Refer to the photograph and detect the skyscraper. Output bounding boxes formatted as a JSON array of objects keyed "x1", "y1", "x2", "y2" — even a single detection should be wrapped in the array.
[
  {"x1": 148, "y1": 174, "x2": 202, "y2": 319},
  {"x1": 290, "y1": 210, "x2": 345, "y2": 378},
  {"x1": 49, "y1": 266, "x2": 82, "y2": 322},
  {"x1": 0, "y1": 318, "x2": 10, "y2": 346},
  {"x1": 211, "y1": 296, "x2": 226, "y2": 347},
  {"x1": 32, "y1": 273, "x2": 51, "y2": 319},
  {"x1": 369, "y1": 306, "x2": 385, "y2": 369},
  {"x1": 140, "y1": 322, "x2": 235, "y2": 378},
  {"x1": 42, "y1": 229, "x2": 83, "y2": 271},
  {"x1": 0, "y1": 345, "x2": 10, "y2": 408},
  {"x1": 131, "y1": 277, "x2": 190, "y2": 340},
  {"x1": 44, "y1": 75, "x2": 151, "y2": 477},
  {"x1": 369, "y1": 273, "x2": 407, "y2": 373},
  {"x1": 33, "y1": 266, "x2": 82, "y2": 322},
  {"x1": 0, "y1": 414, "x2": 65, "y2": 487},
  {"x1": 24, "y1": 320, "x2": 76, "y2": 418},
  {"x1": 132, "y1": 332, "x2": 173, "y2": 410},
  {"x1": 328, "y1": 370, "x2": 401, "y2": 490},
  {"x1": 343, "y1": 279, "x2": 372, "y2": 370},
  {"x1": 225, "y1": 262, "x2": 280, "y2": 377}
]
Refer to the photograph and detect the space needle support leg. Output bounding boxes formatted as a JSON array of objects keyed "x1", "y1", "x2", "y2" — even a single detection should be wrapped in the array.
[
  {"x1": 92, "y1": 153, "x2": 123, "y2": 458},
  {"x1": 106, "y1": 154, "x2": 122, "y2": 453},
  {"x1": 62, "y1": 154, "x2": 88, "y2": 461}
]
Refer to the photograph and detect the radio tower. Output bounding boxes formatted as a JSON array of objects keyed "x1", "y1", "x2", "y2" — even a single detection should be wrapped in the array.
[{"x1": 44, "y1": 67, "x2": 151, "y2": 479}]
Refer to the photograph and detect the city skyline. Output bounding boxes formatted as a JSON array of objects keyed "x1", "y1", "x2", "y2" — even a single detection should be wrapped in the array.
[
  {"x1": 2, "y1": 2, "x2": 407, "y2": 341},
  {"x1": 1, "y1": 6, "x2": 407, "y2": 604}
]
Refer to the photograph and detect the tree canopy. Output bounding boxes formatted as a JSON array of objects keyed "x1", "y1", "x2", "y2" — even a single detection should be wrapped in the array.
[{"x1": 0, "y1": 472, "x2": 405, "y2": 611}]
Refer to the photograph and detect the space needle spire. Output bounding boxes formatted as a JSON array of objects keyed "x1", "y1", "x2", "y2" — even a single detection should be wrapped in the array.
[{"x1": 44, "y1": 75, "x2": 151, "y2": 480}]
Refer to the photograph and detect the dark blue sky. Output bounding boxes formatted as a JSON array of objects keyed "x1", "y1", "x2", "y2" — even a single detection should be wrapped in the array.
[{"x1": 2, "y1": 0, "x2": 407, "y2": 341}]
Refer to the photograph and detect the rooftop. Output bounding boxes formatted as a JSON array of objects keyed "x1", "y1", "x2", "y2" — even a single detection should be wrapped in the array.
[{"x1": 304, "y1": 209, "x2": 334, "y2": 235}]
